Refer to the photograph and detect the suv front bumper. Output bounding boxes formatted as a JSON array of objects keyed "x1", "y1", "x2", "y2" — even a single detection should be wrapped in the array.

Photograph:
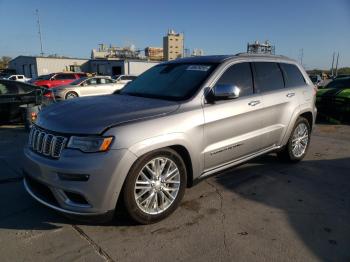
[{"x1": 23, "y1": 146, "x2": 137, "y2": 215}]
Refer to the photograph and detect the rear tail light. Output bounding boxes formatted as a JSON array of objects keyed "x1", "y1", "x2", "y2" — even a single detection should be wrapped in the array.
[{"x1": 44, "y1": 92, "x2": 53, "y2": 98}]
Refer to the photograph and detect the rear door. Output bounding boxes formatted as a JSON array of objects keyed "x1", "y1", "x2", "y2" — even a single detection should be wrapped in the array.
[
  {"x1": 203, "y1": 62, "x2": 264, "y2": 171},
  {"x1": 53, "y1": 74, "x2": 76, "y2": 87},
  {"x1": 253, "y1": 62, "x2": 302, "y2": 148}
]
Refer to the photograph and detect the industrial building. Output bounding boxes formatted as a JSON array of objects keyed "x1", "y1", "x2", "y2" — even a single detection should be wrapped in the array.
[
  {"x1": 9, "y1": 56, "x2": 158, "y2": 78},
  {"x1": 163, "y1": 30, "x2": 184, "y2": 61},
  {"x1": 8, "y1": 56, "x2": 89, "y2": 78},
  {"x1": 145, "y1": 47, "x2": 164, "y2": 61},
  {"x1": 91, "y1": 44, "x2": 143, "y2": 60}
]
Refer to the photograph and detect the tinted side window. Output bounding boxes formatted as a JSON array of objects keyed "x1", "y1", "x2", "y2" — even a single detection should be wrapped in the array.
[
  {"x1": 280, "y1": 63, "x2": 305, "y2": 88},
  {"x1": 17, "y1": 83, "x2": 35, "y2": 93},
  {"x1": 216, "y1": 63, "x2": 254, "y2": 97},
  {"x1": 0, "y1": 82, "x2": 19, "y2": 95},
  {"x1": 87, "y1": 78, "x2": 97, "y2": 85},
  {"x1": 254, "y1": 62, "x2": 284, "y2": 92},
  {"x1": 55, "y1": 74, "x2": 76, "y2": 80}
]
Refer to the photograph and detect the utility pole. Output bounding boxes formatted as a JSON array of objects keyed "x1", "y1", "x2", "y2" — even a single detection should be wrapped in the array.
[
  {"x1": 331, "y1": 52, "x2": 335, "y2": 77},
  {"x1": 335, "y1": 52, "x2": 340, "y2": 77},
  {"x1": 299, "y1": 48, "x2": 304, "y2": 66},
  {"x1": 36, "y1": 9, "x2": 44, "y2": 56}
]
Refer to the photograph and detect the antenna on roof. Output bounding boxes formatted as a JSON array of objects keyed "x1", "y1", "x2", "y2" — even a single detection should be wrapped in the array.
[{"x1": 35, "y1": 9, "x2": 44, "y2": 56}]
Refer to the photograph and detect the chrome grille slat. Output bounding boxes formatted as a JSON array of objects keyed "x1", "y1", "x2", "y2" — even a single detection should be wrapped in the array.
[{"x1": 28, "y1": 126, "x2": 67, "y2": 159}]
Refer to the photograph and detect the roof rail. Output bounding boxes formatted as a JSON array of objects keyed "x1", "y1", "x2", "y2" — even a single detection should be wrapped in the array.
[{"x1": 234, "y1": 52, "x2": 290, "y2": 59}]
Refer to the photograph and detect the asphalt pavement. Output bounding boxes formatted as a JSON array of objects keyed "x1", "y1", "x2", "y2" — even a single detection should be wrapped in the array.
[{"x1": 0, "y1": 124, "x2": 349, "y2": 261}]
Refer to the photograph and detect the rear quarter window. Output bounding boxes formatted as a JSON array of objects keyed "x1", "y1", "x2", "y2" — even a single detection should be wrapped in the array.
[{"x1": 280, "y1": 63, "x2": 305, "y2": 88}]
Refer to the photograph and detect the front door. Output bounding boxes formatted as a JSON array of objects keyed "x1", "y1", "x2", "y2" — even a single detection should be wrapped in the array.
[{"x1": 203, "y1": 62, "x2": 265, "y2": 171}]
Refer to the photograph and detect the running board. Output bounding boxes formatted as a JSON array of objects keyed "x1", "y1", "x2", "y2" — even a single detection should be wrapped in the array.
[{"x1": 199, "y1": 145, "x2": 280, "y2": 179}]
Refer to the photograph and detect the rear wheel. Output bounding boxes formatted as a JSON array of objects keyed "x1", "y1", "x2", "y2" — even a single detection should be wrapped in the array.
[
  {"x1": 123, "y1": 148, "x2": 187, "y2": 224},
  {"x1": 65, "y1": 91, "x2": 78, "y2": 99},
  {"x1": 277, "y1": 117, "x2": 311, "y2": 162}
]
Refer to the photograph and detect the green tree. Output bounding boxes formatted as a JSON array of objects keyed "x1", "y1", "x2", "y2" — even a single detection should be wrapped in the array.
[{"x1": 0, "y1": 56, "x2": 12, "y2": 69}]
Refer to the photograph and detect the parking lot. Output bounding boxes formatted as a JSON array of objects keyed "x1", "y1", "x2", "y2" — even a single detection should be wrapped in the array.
[{"x1": 0, "y1": 124, "x2": 349, "y2": 261}]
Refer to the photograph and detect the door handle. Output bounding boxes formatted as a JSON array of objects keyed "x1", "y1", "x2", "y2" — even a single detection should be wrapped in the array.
[
  {"x1": 286, "y1": 93, "x2": 295, "y2": 98},
  {"x1": 248, "y1": 100, "x2": 261, "y2": 106}
]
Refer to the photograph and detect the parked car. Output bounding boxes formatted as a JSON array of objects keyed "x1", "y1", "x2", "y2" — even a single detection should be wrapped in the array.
[
  {"x1": 30, "y1": 72, "x2": 87, "y2": 88},
  {"x1": 309, "y1": 74, "x2": 322, "y2": 86},
  {"x1": 1, "y1": 74, "x2": 31, "y2": 82},
  {"x1": 316, "y1": 77, "x2": 350, "y2": 119},
  {"x1": 112, "y1": 74, "x2": 137, "y2": 88},
  {"x1": 0, "y1": 79, "x2": 51, "y2": 128},
  {"x1": 52, "y1": 76, "x2": 122, "y2": 100},
  {"x1": 23, "y1": 54, "x2": 316, "y2": 224}
]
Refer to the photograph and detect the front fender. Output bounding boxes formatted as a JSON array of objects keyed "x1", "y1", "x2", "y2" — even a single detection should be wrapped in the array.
[{"x1": 128, "y1": 132, "x2": 201, "y2": 180}]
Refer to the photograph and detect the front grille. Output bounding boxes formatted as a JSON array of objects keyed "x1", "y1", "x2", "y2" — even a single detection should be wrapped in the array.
[{"x1": 28, "y1": 126, "x2": 67, "y2": 159}]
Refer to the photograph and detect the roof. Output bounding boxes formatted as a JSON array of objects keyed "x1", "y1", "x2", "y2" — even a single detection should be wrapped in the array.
[
  {"x1": 10, "y1": 55, "x2": 89, "y2": 62},
  {"x1": 164, "y1": 53, "x2": 295, "y2": 64}
]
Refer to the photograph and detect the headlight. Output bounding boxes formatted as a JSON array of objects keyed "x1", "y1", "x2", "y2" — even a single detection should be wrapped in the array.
[{"x1": 67, "y1": 136, "x2": 113, "y2": 153}]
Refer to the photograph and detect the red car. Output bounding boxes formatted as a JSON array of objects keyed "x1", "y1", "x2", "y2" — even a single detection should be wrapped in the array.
[{"x1": 31, "y1": 72, "x2": 87, "y2": 88}]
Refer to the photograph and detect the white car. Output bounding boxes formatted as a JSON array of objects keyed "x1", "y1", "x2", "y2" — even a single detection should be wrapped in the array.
[
  {"x1": 52, "y1": 76, "x2": 124, "y2": 100},
  {"x1": 4, "y1": 75, "x2": 31, "y2": 82}
]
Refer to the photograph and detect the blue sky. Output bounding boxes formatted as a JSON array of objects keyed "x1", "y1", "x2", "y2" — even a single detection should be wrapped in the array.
[{"x1": 0, "y1": 0, "x2": 349, "y2": 69}]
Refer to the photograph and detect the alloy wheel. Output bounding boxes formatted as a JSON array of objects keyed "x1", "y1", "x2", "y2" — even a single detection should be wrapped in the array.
[
  {"x1": 134, "y1": 157, "x2": 180, "y2": 215},
  {"x1": 291, "y1": 122, "x2": 309, "y2": 158}
]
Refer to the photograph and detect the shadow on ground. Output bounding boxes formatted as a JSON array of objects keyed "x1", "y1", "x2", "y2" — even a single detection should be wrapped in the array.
[{"x1": 215, "y1": 155, "x2": 350, "y2": 261}]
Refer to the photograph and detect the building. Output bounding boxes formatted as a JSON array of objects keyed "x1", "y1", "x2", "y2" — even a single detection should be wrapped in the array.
[
  {"x1": 8, "y1": 56, "x2": 89, "y2": 78},
  {"x1": 88, "y1": 59, "x2": 159, "y2": 76},
  {"x1": 145, "y1": 47, "x2": 164, "y2": 61},
  {"x1": 163, "y1": 30, "x2": 184, "y2": 61},
  {"x1": 247, "y1": 40, "x2": 275, "y2": 55},
  {"x1": 91, "y1": 44, "x2": 142, "y2": 60}
]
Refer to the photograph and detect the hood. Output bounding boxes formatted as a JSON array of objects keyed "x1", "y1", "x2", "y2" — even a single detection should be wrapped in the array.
[
  {"x1": 36, "y1": 94, "x2": 180, "y2": 134},
  {"x1": 336, "y1": 88, "x2": 350, "y2": 99},
  {"x1": 316, "y1": 88, "x2": 344, "y2": 97}
]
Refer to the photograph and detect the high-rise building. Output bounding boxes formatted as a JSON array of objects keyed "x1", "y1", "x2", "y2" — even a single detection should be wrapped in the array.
[
  {"x1": 163, "y1": 30, "x2": 183, "y2": 61},
  {"x1": 145, "y1": 47, "x2": 164, "y2": 61}
]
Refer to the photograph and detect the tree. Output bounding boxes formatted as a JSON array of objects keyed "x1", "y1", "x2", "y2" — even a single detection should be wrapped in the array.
[{"x1": 0, "y1": 56, "x2": 12, "y2": 69}]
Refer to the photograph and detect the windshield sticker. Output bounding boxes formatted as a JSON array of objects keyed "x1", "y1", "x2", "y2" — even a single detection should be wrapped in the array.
[{"x1": 186, "y1": 65, "x2": 210, "y2": 71}]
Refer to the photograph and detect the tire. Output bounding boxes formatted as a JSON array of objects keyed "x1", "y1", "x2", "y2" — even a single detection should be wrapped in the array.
[
  {"x1": 277, "y1": 117, "x2": 311, "y2": 162},
  {"x1": 65, "y1": 91, "x2": 78, "y2": 99},
  {"x1": 123, "y1": 148, "x2": 187, "y2": 224}
]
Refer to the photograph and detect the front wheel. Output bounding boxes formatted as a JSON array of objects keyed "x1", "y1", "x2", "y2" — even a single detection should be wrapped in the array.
[
  {"x1": 65, "y1": 91, "x2": 78, "y2": 99},
  {"x1": 123, "y1": 148, "x2": 187, "y2": 224},
  {"x1": 277, "y1": 117, "x2": 311, "y2": 162}
]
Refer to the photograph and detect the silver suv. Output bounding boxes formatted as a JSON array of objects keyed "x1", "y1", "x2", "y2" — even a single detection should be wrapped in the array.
[{"x1": 23, "y1": 54, "x2": 317, "y2": 224}]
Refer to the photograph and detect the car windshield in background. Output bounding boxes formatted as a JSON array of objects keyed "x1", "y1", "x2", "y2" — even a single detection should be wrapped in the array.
[
  {"x1": 70, "y1": 77, "x2": 87, "y2": 85},
  {"x1": 326, "y1": 78, "x2": 350, "y2": 89},
  {"x1": 120, "y1": 63, "x2": 217, "y2": 100}
]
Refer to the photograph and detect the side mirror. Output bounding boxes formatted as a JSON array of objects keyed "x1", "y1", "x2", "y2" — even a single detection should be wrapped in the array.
[{"x1": 212, "y1": 84, "x2": 240, "y2": 100}]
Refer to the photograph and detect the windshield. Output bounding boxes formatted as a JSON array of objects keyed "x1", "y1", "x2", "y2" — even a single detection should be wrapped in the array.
[
  {"x1": 70, "y1": 77, "x2": 87, "y2": 85},
  {"x1": 120, "y1": 63, "x2": 217, "y2": 100},
  {"x1": 326, "y1": 78, "x2": 350, "y2": 89}
]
